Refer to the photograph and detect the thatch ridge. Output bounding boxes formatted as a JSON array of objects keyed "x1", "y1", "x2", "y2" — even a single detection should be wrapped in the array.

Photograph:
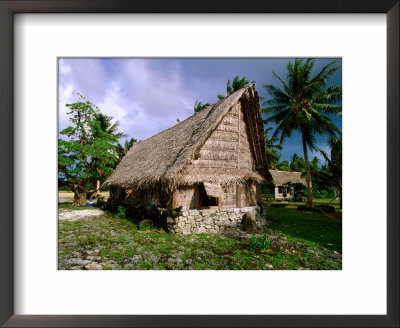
[
  {"x1": 269, "y1": 170, "x2": 307, "y2": 186},
  {"x1": 105, "y1": 84, "x2": 270, "y2": 190}
]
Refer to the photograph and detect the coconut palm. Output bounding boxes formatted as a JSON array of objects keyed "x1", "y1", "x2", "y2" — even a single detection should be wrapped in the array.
[
  {"x1": 290, "y1": 153, "x2": 305, "y2": 172},
  {"x1": 217, "y1": 76, "x2": 253, "y2": 100},
  {"x1": 116, "y1": 137, "x2": 138, "y2": 160},
  {"x1": 263, "y1": 58, "x2": 342, "y2": 207},
  {"x1": 315, "y1": 136, "x2": 342, "y2": 208},
  {"x1": 95, "y1": 113, "x2": 127, "y2": 140},
  {"x1": 123, "y1": 137, "x2": 137, "y2": 153},
  {"x1": 90, "y1": 113, "x2": 127, "y2": 200},
  {"x1": 193, "y1": 100, "x2": 210, "y2": 113},
  {"x1": 264, "y1": 126, "x2": 282, "y2": 169}
]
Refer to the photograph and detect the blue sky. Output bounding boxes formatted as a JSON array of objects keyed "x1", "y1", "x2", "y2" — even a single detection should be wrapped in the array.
[{"x1": 59, "y1": 58, "x2": 342, "y2": 164}]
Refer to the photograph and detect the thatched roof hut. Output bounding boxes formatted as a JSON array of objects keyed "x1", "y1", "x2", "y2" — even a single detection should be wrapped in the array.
[
  {"x1": 105, "y1": 84, "x2": 271, "y2": 234},
  {"x1": 269, "y1": 170, "x2": 307, "y2": 186},
  {"x1": 105, "y1": 84, "x2": 270, "y2": 192}
]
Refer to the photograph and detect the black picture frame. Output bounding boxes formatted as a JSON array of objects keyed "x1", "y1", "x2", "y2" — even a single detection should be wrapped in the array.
[{"x1": 0, "y1": 1, "x2": 398, "y2": 327}]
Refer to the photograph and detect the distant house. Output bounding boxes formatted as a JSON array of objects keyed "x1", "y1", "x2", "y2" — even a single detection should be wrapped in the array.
[
  {"x1": 269, "y1": 170, "x2": 307, "y2": 200},
  {"x1": 104, "y1": 84, "x2": 271, "y2": 234}
]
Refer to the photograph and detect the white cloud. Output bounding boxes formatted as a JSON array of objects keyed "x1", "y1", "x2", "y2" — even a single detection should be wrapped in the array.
[{"x1": 58, "y1": 58, "x2": 200, "y2": 142}]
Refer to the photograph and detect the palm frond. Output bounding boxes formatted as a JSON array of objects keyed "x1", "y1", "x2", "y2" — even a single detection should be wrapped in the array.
[
  {"x1": 310, "y1": 60, "x2": 340, "y2": 87},
  {"x1": 263, "y1": 84, "x2": 293, "y2": 103},
  {"x1": 312, "y1": 103, "x2": 342, "y2": 114}
]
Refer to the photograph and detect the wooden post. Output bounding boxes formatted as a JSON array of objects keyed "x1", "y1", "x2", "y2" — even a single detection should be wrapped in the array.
[
  {"x1": 218, "y1": 197, "x2": 222, "y2": 210},
  {"x1": 172, "y1": 190, "x2": 177, "y2": 209},
  {"x1": 236, "y1": 184, "x2": 241, "y2": 208},
  {"x1": 256, "y1": 184, "x2": 262, "y2": 204},
  {"x1": 194, "y1": 184, "x2": 200, "y2": 209},
  {"x1": 245, "y1": 184, "x2": 249, "y2": 206}
]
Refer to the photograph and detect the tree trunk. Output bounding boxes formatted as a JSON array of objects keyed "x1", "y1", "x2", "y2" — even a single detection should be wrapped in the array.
[
  {"x1": 72, "y1": 186, "x2": 87, "y2": 206},
  {"x1": 89, "y1": 180, "x2": 101, "y2": 202},
  {"x1": 302, "y1": 134, "x2": 313, "y2": 207}
]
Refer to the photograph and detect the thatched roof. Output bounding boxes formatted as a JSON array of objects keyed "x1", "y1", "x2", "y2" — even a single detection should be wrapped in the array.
[
  {"x1": 269, "y1": 170, "x2": 307, "y2": 186},
  {"x1": 105, "y1": 84, "x2": 270, "y2": 190}
]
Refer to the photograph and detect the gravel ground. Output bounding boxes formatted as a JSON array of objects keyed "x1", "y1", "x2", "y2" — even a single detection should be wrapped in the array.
[{"x1": 58, "y1": 209, "x2": 104, "y2": 221}]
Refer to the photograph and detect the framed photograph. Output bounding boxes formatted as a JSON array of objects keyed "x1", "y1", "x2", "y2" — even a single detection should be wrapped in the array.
[{"x1": 1, "y1": 1, "x2": 398, "y2": 327}]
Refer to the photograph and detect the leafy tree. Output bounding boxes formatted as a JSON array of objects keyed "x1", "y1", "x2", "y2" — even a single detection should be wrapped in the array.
[
  {"x1": 263, "y1": 58, "x2": 342, "y2": 207},
  {"x1": 217, "y1": 76, "x2": 253, "y2": 100},
  {"x1": 193, "y1": 100, "x2": 210, "y2": 113},
  {"x1": 58, "y1": 94, "x2": 120, "y2": 206}
]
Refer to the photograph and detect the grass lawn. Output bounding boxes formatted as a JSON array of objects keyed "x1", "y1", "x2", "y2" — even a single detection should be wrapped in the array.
[
  {"x1": 266, "y1": 201, "x2": 342, "y2": 253},
  {"x1": 58, "y1": 207, "x2": 342, "y2": 270}
]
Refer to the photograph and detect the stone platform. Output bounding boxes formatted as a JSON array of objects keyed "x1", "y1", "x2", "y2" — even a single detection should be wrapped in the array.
[{"x1": 167, "y1": 206, "x2": 266, "y2": 235}]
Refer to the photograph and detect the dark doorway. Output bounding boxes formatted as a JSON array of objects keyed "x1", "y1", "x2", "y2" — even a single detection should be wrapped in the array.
[{"x1": 199, "y1": 183, "x2": 218, "y2": 208}]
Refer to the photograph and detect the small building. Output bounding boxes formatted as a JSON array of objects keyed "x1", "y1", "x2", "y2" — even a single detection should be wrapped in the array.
[
  {"x1": 269, "y1": 170, "x2": 307, "y2": 200},
  {"x1": 104, "y1": 84, "x2": 271, "y2": 234}
]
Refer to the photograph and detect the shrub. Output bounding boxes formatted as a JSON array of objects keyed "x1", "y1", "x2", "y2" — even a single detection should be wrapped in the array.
[
  {"x1": 58, "y1": 185, "x2": 71, "y2": 191},
  {"x1": 117, "y1": 206, "x2": 126, "y2": 219},
  {"x1": 319, "y1": 190, "x2": 329, "y2": 198},
  {"x1": 248, "y1": 234, "x2": 271, "y2": 251},
  {"x1": 95, "y1": 195, "x2": 106, "y2": 209},
  {"x1": 313, "y1": 190, "x2": 322, "y2": 198}
]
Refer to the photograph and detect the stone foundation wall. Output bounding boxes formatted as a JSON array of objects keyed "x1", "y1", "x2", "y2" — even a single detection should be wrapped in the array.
[{"x1": 167, "y1": 206, "x2": 266, "y2": 235}]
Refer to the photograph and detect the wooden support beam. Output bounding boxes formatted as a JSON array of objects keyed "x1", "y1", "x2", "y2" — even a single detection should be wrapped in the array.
[
  {"x1": 257, "y1": 184, "x2": 263, "y2": 204},
  {"x1": 194, "y1": 184, "x2": 200, "y2": 209},
  {"x1": 236, "y1": 184, "x2": 241, "y2": 208},
  {"x1": 245, "y1": 184, "x2": 249, "y2": 206},
  {"x1": 172, "y1": 190, "x2": 177, "y2": 209},
  {"x1": 218, "y1": 197, "x2": 222, "y2": 210}
]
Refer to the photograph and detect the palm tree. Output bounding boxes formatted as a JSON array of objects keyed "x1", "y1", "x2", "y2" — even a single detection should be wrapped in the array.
[
  {"x1": 90, "y1": 113, "x2": 127, "y2": 200},
  {"x1": 193, "y1": 100, "x2": 210, "y2": 113},
  {"x1": 123, "y1": 137, "x2": 137, "y2": 153},
  {"x1": 264, "y1": 126, "x2": 282, "y2": 169},
  {"x1": 315, "y1": 136, "x2": 342, "y2": 208},
  {"x1": 290, "y1": 153, "x2": 305, "y2": 172},
  {"x1": 217, "y1": 76, "x2": 253, "y2": 100},
  {"x1": 263, "y1": 58, "x2": 342, "y2": 207},
  {"x1": 117, "y1": 137, "x2": 138, "y2": 160},
  {"x1": 95, "y1": 113, "x2": 127, "y2": 140}
]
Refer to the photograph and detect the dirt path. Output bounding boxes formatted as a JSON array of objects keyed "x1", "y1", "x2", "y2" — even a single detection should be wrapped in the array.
[{"x1": 58, "y1": 208, "x2": 104, "y2": 221}]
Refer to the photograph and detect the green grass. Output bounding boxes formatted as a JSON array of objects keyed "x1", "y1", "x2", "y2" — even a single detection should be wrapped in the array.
[
  {"x1": 266, "y1": 206, "x2": 342, "y2": 252},
  {"x1": 58, "y1": 209, "x2": 342, "y2": 270},
  {"x1": 265, "y1": 198, "x2": 342, "y2": 212}
]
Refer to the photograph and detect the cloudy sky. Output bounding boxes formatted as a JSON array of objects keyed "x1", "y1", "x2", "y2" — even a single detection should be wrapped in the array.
[{"x1": 58, "y1": 58, "x2": 342, "y2": 163}]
